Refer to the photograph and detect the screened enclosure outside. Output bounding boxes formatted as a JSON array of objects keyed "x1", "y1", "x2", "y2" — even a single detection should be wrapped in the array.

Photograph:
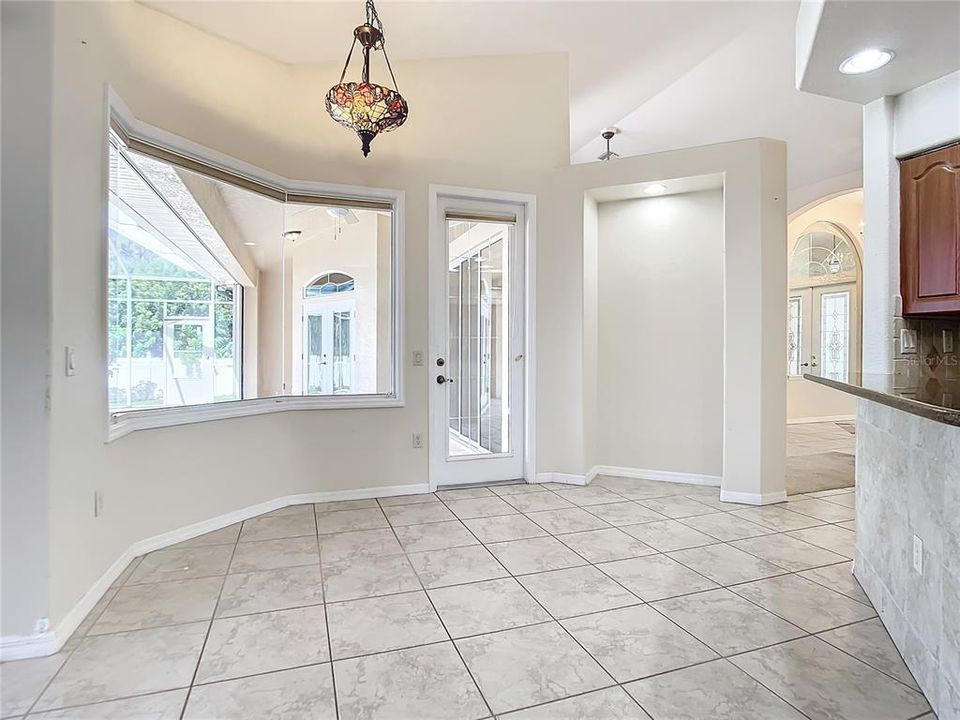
[
  {"x1": 447, "y1": 220, "x2": 510, "y2": 456},
  {"x1": 108, "y1": 143, "x2": 241, "y2": 410}
]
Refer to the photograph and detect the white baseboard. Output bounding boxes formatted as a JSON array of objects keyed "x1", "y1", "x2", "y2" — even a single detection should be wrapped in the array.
[
  {"x1": 719, "y1": 489, "x2": 788, "y2": 505},
  {"x1": 787, "y1": 415, "x2": 856, "y2": 425},
  {"x1": 0, "y1": 482, "x2": 430, "y2": 662},
  {"x1": 589, "y1": 465, "x2": 722, "y2": 487},
  {"x1": 534, "y1": 472, "x2": 588, "y2": 486}
]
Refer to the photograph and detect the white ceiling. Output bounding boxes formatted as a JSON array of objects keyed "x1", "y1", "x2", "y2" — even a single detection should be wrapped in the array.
[
  {"x1": 144, "y1": 0, "x2": 865, "y2": 205},
  {"x1": 797, "y1": 0, "x2": 960, "y2": 104}
]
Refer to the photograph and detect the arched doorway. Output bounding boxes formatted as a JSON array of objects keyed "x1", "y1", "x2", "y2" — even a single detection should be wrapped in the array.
[{"x1": 788, "y1": 221, "x2": 862, "y2": 383}]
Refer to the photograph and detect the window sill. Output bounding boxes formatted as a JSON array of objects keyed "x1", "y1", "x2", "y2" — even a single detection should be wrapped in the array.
[{"x1": 107, "y1": 394, "x2": 404, "y2": 442}]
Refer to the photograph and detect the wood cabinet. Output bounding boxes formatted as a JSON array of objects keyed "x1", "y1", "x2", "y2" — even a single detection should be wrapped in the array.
[{"x1": 900, "y1": 143, "x2": 960, "y2": 316}]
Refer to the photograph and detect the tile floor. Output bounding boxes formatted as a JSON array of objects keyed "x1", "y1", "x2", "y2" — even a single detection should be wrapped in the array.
[
  {"x1": 787, "y1": 421, "x2": 856, "y2": 495},
  {"x1": 1, "y1": 478, "x2": 933, "y2": 720}
]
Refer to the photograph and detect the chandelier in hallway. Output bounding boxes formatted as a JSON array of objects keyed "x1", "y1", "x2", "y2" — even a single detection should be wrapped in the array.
[{"x1": 325, "y1": 0, "x2": 409, "y2": 157}]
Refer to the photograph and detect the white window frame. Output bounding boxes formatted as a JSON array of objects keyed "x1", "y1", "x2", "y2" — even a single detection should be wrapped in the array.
[{"x1": 105, "y1": 91, "x2": 405, "y2": 441}]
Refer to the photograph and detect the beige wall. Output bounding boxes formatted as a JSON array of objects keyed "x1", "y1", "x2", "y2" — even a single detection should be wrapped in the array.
[
  {"x1": 786, "y1": 190, "x2": 864, "y2": 421},
  {"x1": 596, "y1": 190, "x2": 724, "y2": 476},
  {"x1": 1, "y1": 0, "x2": 787, "y2": 643}
]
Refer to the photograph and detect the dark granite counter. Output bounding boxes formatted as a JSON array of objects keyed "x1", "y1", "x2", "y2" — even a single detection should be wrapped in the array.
[{"x1": 804, "y1": 372, "x2": 960, "y2": 426}]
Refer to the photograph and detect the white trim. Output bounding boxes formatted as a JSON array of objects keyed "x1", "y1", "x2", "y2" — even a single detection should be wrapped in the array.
[
  {"x1": 534, "y1": 472, "x2": 588, "y2": 486},
  {"x1": 588, "y1": 465, "x2": 722, "y2": 487},
  {"x1": 787, "y1": 414, "x2": 856, "y2": 425},
  {"x1": 108, "y1": 394, "x2": 404, "y2": 441},
  {"x1": 427, "y1": 185, "x2": 537, "y2": 490},
  {"x1": 719, "y1": 489, "x2": 789, "y2": 505},
  {"x1": 105, "y1": 90, "x2": 406, "y2": 441},
  {"x1": 0, "y1": 482, "x2": 430, "y2": 661}
]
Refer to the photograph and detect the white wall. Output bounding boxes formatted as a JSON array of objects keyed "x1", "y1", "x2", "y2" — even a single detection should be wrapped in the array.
[
  {"x1": 596, "y1": 190, "x2": 724, "y2": 476},
  {"x1": 862, "y1": 71, "x2": 960, "y2": 372},
  {"x1": 1, "y1": 0, "x2": 54, "y2": 640},
  {"x1": 787, "y1": 190, "x2": 863, "y2": 421}
]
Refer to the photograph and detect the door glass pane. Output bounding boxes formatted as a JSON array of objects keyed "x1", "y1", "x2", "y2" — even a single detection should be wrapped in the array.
[
  {"x1": 305, "y1": 314, "x2": 324, "y2": 394},
  {"x1": 171, "y1": 324, "x2": 203, "y2": 379},
  {"x1": 446, "y1": 220, "x2": 509, "y2": 457},
  {"x1": 788, "y1": 296, "x2": 802, "y2": 376},
  {"x1": 820, "y1": 291, "x2": 850, "y2": 382},
  {"x1": 333, "y1": 311, "x2": 352, "y2": 393}
]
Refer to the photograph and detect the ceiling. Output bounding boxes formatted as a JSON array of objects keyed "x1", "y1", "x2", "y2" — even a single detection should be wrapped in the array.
[
  {"x1": 143, "y1": 0, "x2": 865, "y2": 206},
  {"x1": 797, "y1": 0, "x2": 960, "y2": 104}
]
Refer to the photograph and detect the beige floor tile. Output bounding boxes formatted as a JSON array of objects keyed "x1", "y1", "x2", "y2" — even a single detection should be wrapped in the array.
[
  {"x1": 518, "y1": 565, "x2": 640, "y2": 618},
  {"x1": 326, "y1": 591, "x2": 447, "y2": 658},
  {"x1": 186, "y1": 664, "x2": 336, "y2": 720},
  {"x1": 598, "y1": 554, "x2": 717, "y2": 602},
  {"x1": 428, "y1": 578, "x2": 551, "y2": 638}
]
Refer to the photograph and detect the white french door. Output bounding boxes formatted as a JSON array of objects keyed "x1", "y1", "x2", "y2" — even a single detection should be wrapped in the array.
[
  {"x1": 302, "y1": 298, "x2": 355, "y2": 395},
  {"x1": 430, "y1": 195, "x2": 527, "y2": 487},
  {"x1": 789, "y1": 282, "x2": 859, "y2": 382}
]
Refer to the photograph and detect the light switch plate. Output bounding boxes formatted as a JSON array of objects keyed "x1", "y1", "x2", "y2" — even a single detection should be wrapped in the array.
[
  {"x1": 412, "y1": 351, "x2": 424, "y2": 367},
  {"x1": 900, "y1": 328, "x2": 918, "y2": 354},
  {"x1": 944, "y1": 330, "x2": 955, "y2": 354},
  {"x1": 65, "y1": 346, "x2": 77, "y2": 376}
]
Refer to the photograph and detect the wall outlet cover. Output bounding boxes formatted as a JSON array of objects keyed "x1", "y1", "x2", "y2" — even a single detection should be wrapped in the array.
[
  {"x1": 944, "y1": 330, "x2": 955, "y2": 354},
  {"x1": 412, "y1": 433, "x2": 424, "y2": 449}
]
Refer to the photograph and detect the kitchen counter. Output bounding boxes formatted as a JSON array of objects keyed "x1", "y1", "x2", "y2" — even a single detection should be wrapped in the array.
[{"x1": 804, "y1": 371, "x2": 960, "y2": 427}]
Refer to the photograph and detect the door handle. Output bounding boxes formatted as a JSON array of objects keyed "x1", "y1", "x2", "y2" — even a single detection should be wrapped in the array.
[{"x1": 436, "y1": 375, "x2": 454, "y2": 384}]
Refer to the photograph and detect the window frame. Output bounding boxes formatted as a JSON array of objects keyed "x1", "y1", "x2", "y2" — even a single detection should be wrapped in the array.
[{"x1": 105, "y1": 94, "x2": 405, "y2": 441}]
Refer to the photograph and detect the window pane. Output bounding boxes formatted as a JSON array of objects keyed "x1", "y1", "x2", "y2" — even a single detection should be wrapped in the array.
[
  {"x1": 108, "y1": 141, "x2": 241, "y2": 410},
  {"x1": 820, "y1": 291, "x2": 850, "y2": 382},
  {"x1": 788, "y1": 296, "x2": 802, "y2": 376},
  {"x1": 286, "y1": 202, "x2": 393, "y2": 396}
]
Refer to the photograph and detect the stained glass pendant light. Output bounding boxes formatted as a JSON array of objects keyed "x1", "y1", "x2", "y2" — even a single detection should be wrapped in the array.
[{"x1": 326, "y1": 0, "x2": 408, "y2": 157}]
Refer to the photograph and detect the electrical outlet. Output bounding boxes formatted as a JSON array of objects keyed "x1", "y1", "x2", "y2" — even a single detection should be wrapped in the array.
[
  {"x1": 944, "y1": 330, "x2": 955, "y2": 354},
  {"x1": 913, "y1": 535, "x2": 923, "y2": 574},
  {"x1": 412, "y1": 351, "x2": 424, "y2": 367},
  {"x1": 34, "y1": 617, "x2": 50, "y2": 635},
  {"x1": 412, "y1": 433, "x2": 424, "y2": 449},
  {"x1": 94, "y1": 491, "x2": 103, "y2": 518}
]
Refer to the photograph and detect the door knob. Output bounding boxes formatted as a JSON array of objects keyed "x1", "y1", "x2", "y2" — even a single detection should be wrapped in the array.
[{"x1": 436, "y1": 375, "x2": 454, "y2": 384}]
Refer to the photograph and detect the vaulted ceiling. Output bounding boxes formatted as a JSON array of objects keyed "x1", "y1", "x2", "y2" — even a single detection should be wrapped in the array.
[{"x1": 144, "y1": 0, "x2": 864, "y2": 208}]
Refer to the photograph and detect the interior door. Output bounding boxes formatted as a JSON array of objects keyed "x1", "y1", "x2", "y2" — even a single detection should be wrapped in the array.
[
  {"x1": 430, "y1": 197, "x2": 526, "y2": 487},
  {"x1": 163, "y1": 320, "x2": 214, "y2": 405}
]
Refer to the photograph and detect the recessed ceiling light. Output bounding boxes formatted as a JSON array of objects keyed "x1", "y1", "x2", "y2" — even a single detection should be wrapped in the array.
[
  {"x1": 839, "y1": 48, "x2": 895, "y2": 75},
  {"x1": 644, "y1": 184, "x2": 667, "y2": 195},
  {"x1": 243, "y1": 241, "x2": 257, "y2": 246}
]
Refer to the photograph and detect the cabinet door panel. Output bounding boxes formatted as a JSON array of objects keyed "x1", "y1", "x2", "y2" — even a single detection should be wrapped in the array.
[{"x1": 901, "y1": 144, "x2": 960, "y2": 315}]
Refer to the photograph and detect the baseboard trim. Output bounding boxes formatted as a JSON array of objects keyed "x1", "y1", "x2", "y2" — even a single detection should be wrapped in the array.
[
  {"x1": 719, "y1": 489, "x2": 788, "y2": 505},
  {"x1": 0, "y1": 482, "x2": 431, "y2": 661},
  {"x1": 589, "y1": 465, "x2": 722, "y2": 487},
  {"x1": 787, "y1": 414, "x2": 856, "y2": 425},
  {"x1": 534, "y1": 472, "x2": 588, "y2": 486}
]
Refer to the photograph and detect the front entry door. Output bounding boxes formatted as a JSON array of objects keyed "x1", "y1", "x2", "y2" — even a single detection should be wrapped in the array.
[
  {"x1": 789, "y1": 282, "x2": 859, "y2": 382},
  {"x1": 430, "y1": 196, "x2": 526, "y2": 487}
]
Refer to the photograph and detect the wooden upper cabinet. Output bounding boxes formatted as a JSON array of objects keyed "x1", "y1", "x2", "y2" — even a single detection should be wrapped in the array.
[{"x1": 900, "y1": 143, "x2": 960, "y2": 316}]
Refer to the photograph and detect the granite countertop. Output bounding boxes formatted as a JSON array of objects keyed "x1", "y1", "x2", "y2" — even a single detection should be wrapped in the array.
[{"x1": 804, "y1": 372, "x2": 960, "y2": 427}]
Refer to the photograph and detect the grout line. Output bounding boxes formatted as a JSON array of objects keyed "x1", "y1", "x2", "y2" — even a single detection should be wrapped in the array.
[
  {"x1": 313, "y1": 507, "x2": 341, "y2": 720},
  {"x1": 177, "y1": 515, "x2": 244, "y2": 720},
  {"x1": 377, "y1": 496, "x2": 498, "y2": 720}
]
